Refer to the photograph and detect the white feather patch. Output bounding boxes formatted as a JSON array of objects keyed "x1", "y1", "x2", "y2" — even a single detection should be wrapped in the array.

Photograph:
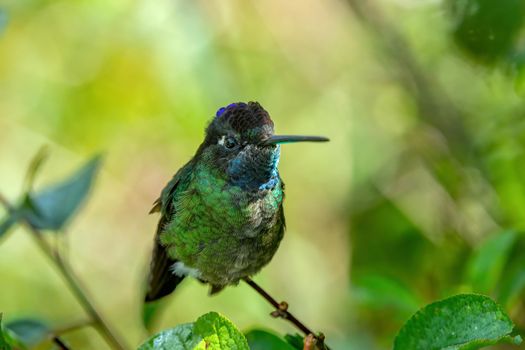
[{"x1": 171, "y1": 261, "x2": 201, "y2": 278}]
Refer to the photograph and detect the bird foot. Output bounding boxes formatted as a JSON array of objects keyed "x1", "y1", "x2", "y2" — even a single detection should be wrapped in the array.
[
  {"x1": 303, "y1": 333, "x2": 328, "y2": 350},
  {"x1": 270, "y1": 301, "x2": 289, "y2": 319}
]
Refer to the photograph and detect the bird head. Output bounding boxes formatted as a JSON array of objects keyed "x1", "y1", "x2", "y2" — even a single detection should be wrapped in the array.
[{"x1": 197, "y1": 102, "x2": 328, "y2": 190}]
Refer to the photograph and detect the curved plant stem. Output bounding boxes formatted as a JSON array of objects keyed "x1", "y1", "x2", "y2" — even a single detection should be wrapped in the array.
[
  {"x1": 53, "y1": 319, "x2": 94, "y2": 336},
  {"x1": 0, "y1": 193, "x2": 128, "y2": 350},
  {"x1": 27, "y1": 224, "x2": 128, "y2": 350},
  {"x1": 243, "y1": 277, "x2": 330, "y2": 350}
]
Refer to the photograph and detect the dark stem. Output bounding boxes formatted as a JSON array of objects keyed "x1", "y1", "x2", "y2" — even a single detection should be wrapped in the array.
[
  {"x1": 243, "y1": 277, "x2": 312, "y2": 334},
  {"x1": 52, "y1": 336, "x2": 71, "y2": 350},
  {"x1": 0, "y1": 193, "x2": 128, "y2": 350},
  {"x1": 243, "y1": 277, "x2": 330, "y2": 350}
]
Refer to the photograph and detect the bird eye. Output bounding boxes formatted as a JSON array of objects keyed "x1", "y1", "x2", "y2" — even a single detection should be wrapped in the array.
[{"x1": 224, "y1": 136, "x2": 238, "y2": 149}]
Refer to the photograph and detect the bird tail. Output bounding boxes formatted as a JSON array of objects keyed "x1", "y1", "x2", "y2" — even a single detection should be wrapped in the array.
[
  {"x1": 142, "y1": 239, "x2": 185, "y2": 328},
  {"x1": 144, "y1": 240, "x2": 184, "y2": 302}
]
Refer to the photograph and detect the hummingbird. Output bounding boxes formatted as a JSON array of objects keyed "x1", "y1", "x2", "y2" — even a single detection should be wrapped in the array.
[{"x1": 144, "y1": 101, "x2": 328, "y2": 303}]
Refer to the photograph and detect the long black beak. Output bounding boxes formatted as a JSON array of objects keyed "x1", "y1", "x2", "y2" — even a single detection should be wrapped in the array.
[{"x1": 261, "y1": 135, "x2": 330, "y2": 146}]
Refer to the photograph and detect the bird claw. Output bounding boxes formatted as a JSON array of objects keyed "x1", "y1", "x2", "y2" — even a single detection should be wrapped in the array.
[{"x1": 303, "y1": 333, "x2": 328, "y2": 350}]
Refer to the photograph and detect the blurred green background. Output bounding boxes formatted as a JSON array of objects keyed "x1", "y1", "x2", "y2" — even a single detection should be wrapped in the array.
[{"x1": 1, "y1": 0, "x2": 525, "y2": 349}]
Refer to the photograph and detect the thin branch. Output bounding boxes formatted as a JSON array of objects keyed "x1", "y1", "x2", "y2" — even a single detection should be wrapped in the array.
[
  {"x1": 0, "y1": 193, "x2": 11, "y2": 211},
  {"x1": 50, "y1": 319, "x2": 93, "y2": 350},
  {"x1": 243, "y1": 277, "x2": 311, "y2": 334},
  {"x1": 0, "y1": 193, "x2": 129, "y2": 350},
  {"x1": 52, "y1": 336, "x2": 71, "y2": 350},
  {"x1": 243, "y1": 277, "x2": 329, "y2": 350},
  {"x1": 345, "y1": 0, "x2": 475, "y2": 161},
  {"x1": 27, "y1": 226, "x2": 128, "y2": 350},
  {"x1": 53, "y1": 319, "x2": 94, "y2": 336}
]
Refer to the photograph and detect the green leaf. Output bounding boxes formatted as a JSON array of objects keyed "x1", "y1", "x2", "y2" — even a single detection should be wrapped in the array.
[
  {"x1": 138, "y1": 323, "x2": 198, "y2": 350},
  {"x1": 0, "y1": 197, "x2": 36, "y2": 240},
  {"x1": 466, "y1": 230, "x2": 517, "y2": 293},
  {"x1": 0, "y1": 314, "x2": 12, "y2": 350},
  {"x1": 496, "y1": 233, "x2": 525, "y2": 307},
  {"x1": 449, "y1": 0, "x2": 525, "y2": 64},
  {"x1": 138, "y1": 312, "x2": 248, "y2": 350},
  {"x1": 245, "y1": 329, "x2": 296, "y2": 350},
  {"x1": 193, "y1": 312, "x2": 249, "y2": 350},
  {"x1": 394, "y1": 294, "x2": 522, "y2": 350},
  {"x1": 142, "y1": 299, "x2": 164, "y2": 331},
  {"x1": 5, "y1": 319, "x2": 50, "y2": 348},
  {"x1": 284, "y1": 333, "x2": 303, "y2": 349},
  {"x1": 24, "y1": 155, "x2": 102, "y2": 231},
  {"x1": 0, "y1": 314, "x2": 26, "y2": 350},
  {"x1": 0, "y1": 215, "x2": 17, "y2": 240},
  {"x1": 353, "y1": 273, "x2": 421, "y2": 314}
]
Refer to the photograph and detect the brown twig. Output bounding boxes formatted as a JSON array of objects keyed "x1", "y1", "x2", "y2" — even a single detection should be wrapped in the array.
[
  {"x1": 243, "y1": 277, "x2": 329, "y2": 350},
  {"x1": 0, "y1": 193, "x2": 129, "y2": 350}
]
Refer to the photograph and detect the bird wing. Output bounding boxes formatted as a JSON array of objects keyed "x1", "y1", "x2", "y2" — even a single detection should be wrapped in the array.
[{"x1": 144, "y1": 162, "x2": 193, "y2": 303}]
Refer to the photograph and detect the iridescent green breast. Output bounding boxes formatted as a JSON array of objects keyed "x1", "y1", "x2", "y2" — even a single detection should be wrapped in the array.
[{"x1": 159, "y1": 163, "x2": 285, "y2": 286}]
